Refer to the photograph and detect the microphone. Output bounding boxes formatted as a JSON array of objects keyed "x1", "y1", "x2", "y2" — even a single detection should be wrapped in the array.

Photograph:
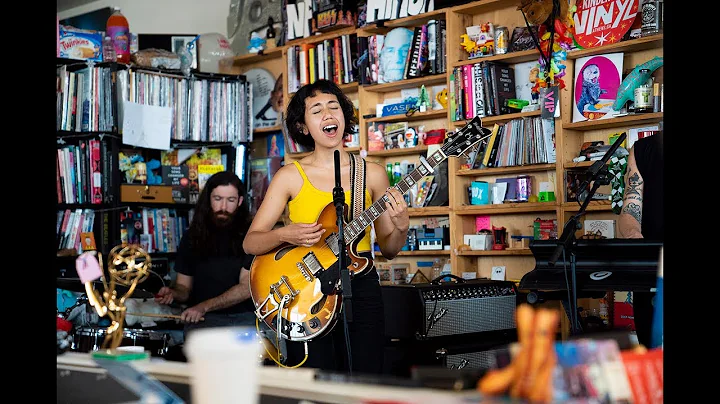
[
  {"x1": 333, "y1": 150, "x2": 344, "y2": 205},
  {"x1": 577, "y1": 132, "x2": 626, "y2": 202}
]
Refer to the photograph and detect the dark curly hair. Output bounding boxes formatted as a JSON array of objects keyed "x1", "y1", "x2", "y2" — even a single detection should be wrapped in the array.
[
  {"x1": 285, "y1": 79, "x2": 358, "y2": 149},
  {"x1": 186, "y1": 171, "x2": 249, "y2": 257}
]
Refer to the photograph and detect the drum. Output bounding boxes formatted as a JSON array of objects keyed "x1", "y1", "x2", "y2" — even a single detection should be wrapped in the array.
[{"x1": 72, "y1": 326, "x2": 170, "y2": 357}]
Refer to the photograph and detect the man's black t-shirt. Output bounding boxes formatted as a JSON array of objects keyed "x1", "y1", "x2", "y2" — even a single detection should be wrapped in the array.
[
  {"x1": 174, "y1": 231, "x2": 255, "y2": 314},
  {"x1": 633, "y1": 132, "x2": 664, "y2": 241}
]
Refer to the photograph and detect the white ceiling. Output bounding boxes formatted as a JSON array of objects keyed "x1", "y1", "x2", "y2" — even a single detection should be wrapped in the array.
[{"x1": 57, "y1": 0, "x2": 98, "y2": 12}]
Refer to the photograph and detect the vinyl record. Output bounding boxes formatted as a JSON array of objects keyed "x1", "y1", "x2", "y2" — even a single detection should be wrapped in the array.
[{"x1": 245, "y1": 68, "x2": 279, "y2": 129}]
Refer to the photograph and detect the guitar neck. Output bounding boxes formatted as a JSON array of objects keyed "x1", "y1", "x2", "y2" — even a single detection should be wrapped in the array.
[
  {"x1": 342, "y1": 115, "x2": 487, "y2": 246},
  {"x1": 343, "y1": 149, "x2": 447, "y2": 244}
]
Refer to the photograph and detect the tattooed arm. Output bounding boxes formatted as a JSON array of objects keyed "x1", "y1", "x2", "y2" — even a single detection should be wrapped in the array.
[{"x1": 618, "y1": 147, "x2": 644, "y2": 238}]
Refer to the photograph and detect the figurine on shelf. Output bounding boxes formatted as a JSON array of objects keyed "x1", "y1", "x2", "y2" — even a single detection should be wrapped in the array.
[
  {"x1": 417, "y1": 85, "x2": 431, "y2": 112},
  {"x1": 265, "y1": 17, "x2": 277, "y2": 50},
  {"x1": 247, "y1": 32, "x2": 266, "y2": 54}
]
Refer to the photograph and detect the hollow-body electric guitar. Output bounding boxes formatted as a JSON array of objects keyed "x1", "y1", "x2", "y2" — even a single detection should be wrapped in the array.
[{"x1": 249, "y1": 117, "x2": 491, "y2": 341}]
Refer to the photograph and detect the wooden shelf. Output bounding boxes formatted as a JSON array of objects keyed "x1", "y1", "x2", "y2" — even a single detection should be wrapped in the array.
[
  {"x1": 451, "y1": 0, "x2": 518, "y2": 15},
  {"x1": 367, "y1": 145, "x2": 428, "y2": 157},
  {"x1": 362, "y1": 74, "x2": 447, "y2": 93},
  {"x1": 285, "y1": 26, "x2": 357, "y2": 47},
  {"x1": 226, "y1": 47, "x2": 283, "y2": 67},
  {"x1": 455, "y1": 202, "x2": 557, "y2": 215},
  {"x1": 457, "y1": 249, "x2": 533, "y2": 256},
  {"x1": 562, "y1": 200, "x2": 613, "y2": 212},
  {"x1": 289, "y1": 81, "x2": 358, "y2": 98},
  {"x1": 376, "y1": 250, "x2": 451, "y2": 257},
  {"x1": 452, "y1": 49, "x2": 540, "y2": 68},
  {"x1": 566, "y1": 35, "x2": 664, "y2": 60},
  {"x1": 407, "y1": 206, "x2": 450, "y2": 217},
  {"x1": 452, "y1": 110, "x2": 541, "y2": 127},
  {"x1": 358, "y1": 9, "x2": 447, "y2": 34},
  {"x1": 367, "y1": 109, "x2": 447, "y2": 123},
  {"x1": 457, "y1": 163, "x2": 556, "y2": 176},
  {"x1": 254, "y1": 125, "x2": 282, "y2": 134},
  {"x1": 564, "y1": 160, "x2": 611, "y2": 169},
  {"x1": 563, "y1": 112, "x2": 663, "y2": 131}
]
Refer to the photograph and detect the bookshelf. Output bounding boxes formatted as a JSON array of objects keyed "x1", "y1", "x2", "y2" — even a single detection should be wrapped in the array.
[
  {"x1": 56, "y1": 59, "x2": 252, "y2": 266},
  {"x1": 217, "y1": 3, "x2": 663, "y2": 286}
]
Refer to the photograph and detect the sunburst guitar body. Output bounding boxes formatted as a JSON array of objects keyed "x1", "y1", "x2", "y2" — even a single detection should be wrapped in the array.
[
  {"x1": 250, "y1": 202, "x2": 369, "y2": 342},
  {"x1": 249, "y1": 117, "x2": 490, "y2": 342}
]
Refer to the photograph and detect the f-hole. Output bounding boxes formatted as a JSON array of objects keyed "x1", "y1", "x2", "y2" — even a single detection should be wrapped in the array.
[{"x1": 310, "y1": 295, "x2": 327, "y2": 315}]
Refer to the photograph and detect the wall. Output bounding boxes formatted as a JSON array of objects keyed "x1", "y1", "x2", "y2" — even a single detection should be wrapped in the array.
[{"x1": 58, "y1": 0, "x2": 231, "y2": 36}]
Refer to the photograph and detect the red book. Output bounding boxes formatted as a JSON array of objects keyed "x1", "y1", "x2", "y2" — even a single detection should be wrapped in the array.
[{"x1": 621, "y1": 348, "x2": 663, "y2": 404}]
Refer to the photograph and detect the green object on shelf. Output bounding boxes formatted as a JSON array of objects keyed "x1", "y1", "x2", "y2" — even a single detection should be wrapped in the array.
[
  {"x1": 91, "y1": 349, "x2": 150, "y2": 361},
  {"x1": 538, "y1": 191, "x2": 556, "y2": 202},
  {"x1": 507, "y1": 99, "x2": 530, "y2": 110}
]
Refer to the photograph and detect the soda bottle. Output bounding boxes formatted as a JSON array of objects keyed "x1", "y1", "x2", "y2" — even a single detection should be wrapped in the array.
[
  {"x1": 386, "y1": 163, "x2": 393, "y2": 185},
  {"x1": 106, "y1": 7, "x2": 130, "y2": 64}
]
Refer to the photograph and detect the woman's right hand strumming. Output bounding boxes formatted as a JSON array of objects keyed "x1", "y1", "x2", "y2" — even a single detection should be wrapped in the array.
[{"x1": 280, "y1": 222, "x2": 326, "y2": 247}]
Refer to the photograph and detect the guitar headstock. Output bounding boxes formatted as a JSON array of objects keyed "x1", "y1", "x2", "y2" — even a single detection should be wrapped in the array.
[{"x1": 441, "y1": 116, "x2": 492, "y2": 157}]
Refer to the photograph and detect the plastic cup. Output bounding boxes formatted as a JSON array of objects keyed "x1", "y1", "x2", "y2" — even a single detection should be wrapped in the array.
[{"x1": 184, "y1": 327, "x2": 261, "y2": 404}]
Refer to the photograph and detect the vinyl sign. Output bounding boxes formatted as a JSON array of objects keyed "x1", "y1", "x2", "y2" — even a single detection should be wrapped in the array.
[{"x1": 572, "y1": 0, "x2": 638, "y2": 48}]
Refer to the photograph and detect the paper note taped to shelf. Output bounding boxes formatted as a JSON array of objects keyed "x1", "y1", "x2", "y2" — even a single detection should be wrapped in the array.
[{"x1": 122, "y1": 101, "x2": 172, "y2": 150}]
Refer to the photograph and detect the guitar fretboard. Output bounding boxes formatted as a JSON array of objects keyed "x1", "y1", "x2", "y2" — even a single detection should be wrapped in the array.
[
  {"x1": 341, "y1": 115, "x2": 486, "y2": 246},
  {"x1": 342, "y1": 150, "x2": 446, "y2": 244}
]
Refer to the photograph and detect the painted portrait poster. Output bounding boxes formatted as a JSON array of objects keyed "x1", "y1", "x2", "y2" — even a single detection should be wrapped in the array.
[
  {"x1": 378, "y1": 27, "x2": 413, "y2": 84},
  {"x1": 572, "y1": 52, "x2": 624, "y2": 123}
]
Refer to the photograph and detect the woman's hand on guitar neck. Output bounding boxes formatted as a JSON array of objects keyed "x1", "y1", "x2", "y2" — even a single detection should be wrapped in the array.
[
  {"x1": 279, "y1": 222, "x2": 326, "y2": 247},
  {"x1": 384, "y1": 188, "x2": 409, "y2": 233}
]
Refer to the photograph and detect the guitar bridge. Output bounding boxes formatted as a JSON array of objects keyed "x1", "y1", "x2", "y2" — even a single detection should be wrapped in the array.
[{"x1": 296, "y1": 262, "x2": 313, "y2": 281}]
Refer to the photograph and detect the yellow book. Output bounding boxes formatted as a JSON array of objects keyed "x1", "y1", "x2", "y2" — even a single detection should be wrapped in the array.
[
  {"x1": 308, "y1": 47, "x2": 316, "y2": 84},
  {"x1": 198, "y1": 164, "x2": 225, "y2": 191},
  {"x1": 481, "y1": 124, "x2": 501, "y2": 168}
]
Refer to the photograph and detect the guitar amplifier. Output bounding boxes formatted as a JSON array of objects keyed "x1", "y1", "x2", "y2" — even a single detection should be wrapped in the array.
[{"x1": 382, "y1": 279, "x2": 518, "y2": 340}]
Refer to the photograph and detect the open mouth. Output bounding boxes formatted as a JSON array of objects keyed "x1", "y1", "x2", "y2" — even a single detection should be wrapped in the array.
[{"x1": 322, "y1": 124, "x2": 338, "y2": 136}]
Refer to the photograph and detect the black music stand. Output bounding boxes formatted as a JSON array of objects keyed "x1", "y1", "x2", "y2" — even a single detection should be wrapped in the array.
[
  {"x1": 550, "y1": 163, "x2": 615, "y2": 334},
  {"x1": 549, "y1": 133, "x2": 626, "y2": 335}
]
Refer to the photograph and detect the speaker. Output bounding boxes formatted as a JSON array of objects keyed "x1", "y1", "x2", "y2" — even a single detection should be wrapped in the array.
[
  {"x1": 436, "y1": 342, "x2": 513, "y2": 371},
  {"x1": 382, "y1": 279, "x2": 518, "y2": 340}
]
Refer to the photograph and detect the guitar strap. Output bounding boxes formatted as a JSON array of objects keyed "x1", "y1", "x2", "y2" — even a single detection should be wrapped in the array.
[{"x1": 349, "y1": 153, "x2": 366, "y2": 221}]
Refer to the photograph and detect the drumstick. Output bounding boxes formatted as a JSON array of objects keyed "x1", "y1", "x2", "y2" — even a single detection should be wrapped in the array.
[{"x1": 127, "y1": 312, "x2": 205, "y2": 321}]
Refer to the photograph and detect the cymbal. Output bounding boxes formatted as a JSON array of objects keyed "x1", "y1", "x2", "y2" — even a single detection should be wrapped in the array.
[{"x1": 56, "y1": 278, "x2": 155, "y2": 299}]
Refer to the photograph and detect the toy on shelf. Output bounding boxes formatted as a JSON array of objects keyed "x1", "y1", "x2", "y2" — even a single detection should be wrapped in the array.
[
  {"x1": 517, "y1": 0, "x2": 576, "y2": 94},
  {"x1": 460, "y1": 23, "x2": 495, "y2": 59},
  {"x1": 247, "y1": 32, "x2": 266, "y2": 54},
  {"x1": 416, "y1": 85, "x2": 431, "y2": 112},
  {"x1": 613, "y1": 56, "x2": 664, "y2": 111}
]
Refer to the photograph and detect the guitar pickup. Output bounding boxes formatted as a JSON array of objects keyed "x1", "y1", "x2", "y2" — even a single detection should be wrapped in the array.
[{"x1": 302, "y1": 252, "x2": 324, "y2": 276}]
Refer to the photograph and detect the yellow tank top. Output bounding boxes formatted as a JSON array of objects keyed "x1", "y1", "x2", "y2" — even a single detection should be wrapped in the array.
[{"x1": 288, "y1": 161, "x2": 373, "y2": 252}]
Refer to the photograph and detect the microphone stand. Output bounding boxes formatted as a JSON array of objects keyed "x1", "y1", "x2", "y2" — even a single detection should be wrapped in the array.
[
  {"x1": 548, "y1": 133, "x2": 625, "y2": 335},
  {"x1": 333, "y1": 150, "x2": 353, "y2": 374}
]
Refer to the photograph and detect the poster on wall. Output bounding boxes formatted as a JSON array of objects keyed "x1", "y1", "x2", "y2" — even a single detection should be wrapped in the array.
[
  {"x1": 227, "y1": 0, "x2": 283, "y2": 55},
  {"x1": 572, "y1": 52, "x2": 624, "y2": 123},
  {"x1": 572, "y1": 0, "x2": 638, "y2": 49},
  {"x1": 245, "y1": 68, "x2": 283, "y2": 129}
]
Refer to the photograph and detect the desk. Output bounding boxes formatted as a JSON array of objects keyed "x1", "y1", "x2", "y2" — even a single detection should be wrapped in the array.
[{"x1": 57, "y1": 352, "x2": 479, "y2": 404}]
